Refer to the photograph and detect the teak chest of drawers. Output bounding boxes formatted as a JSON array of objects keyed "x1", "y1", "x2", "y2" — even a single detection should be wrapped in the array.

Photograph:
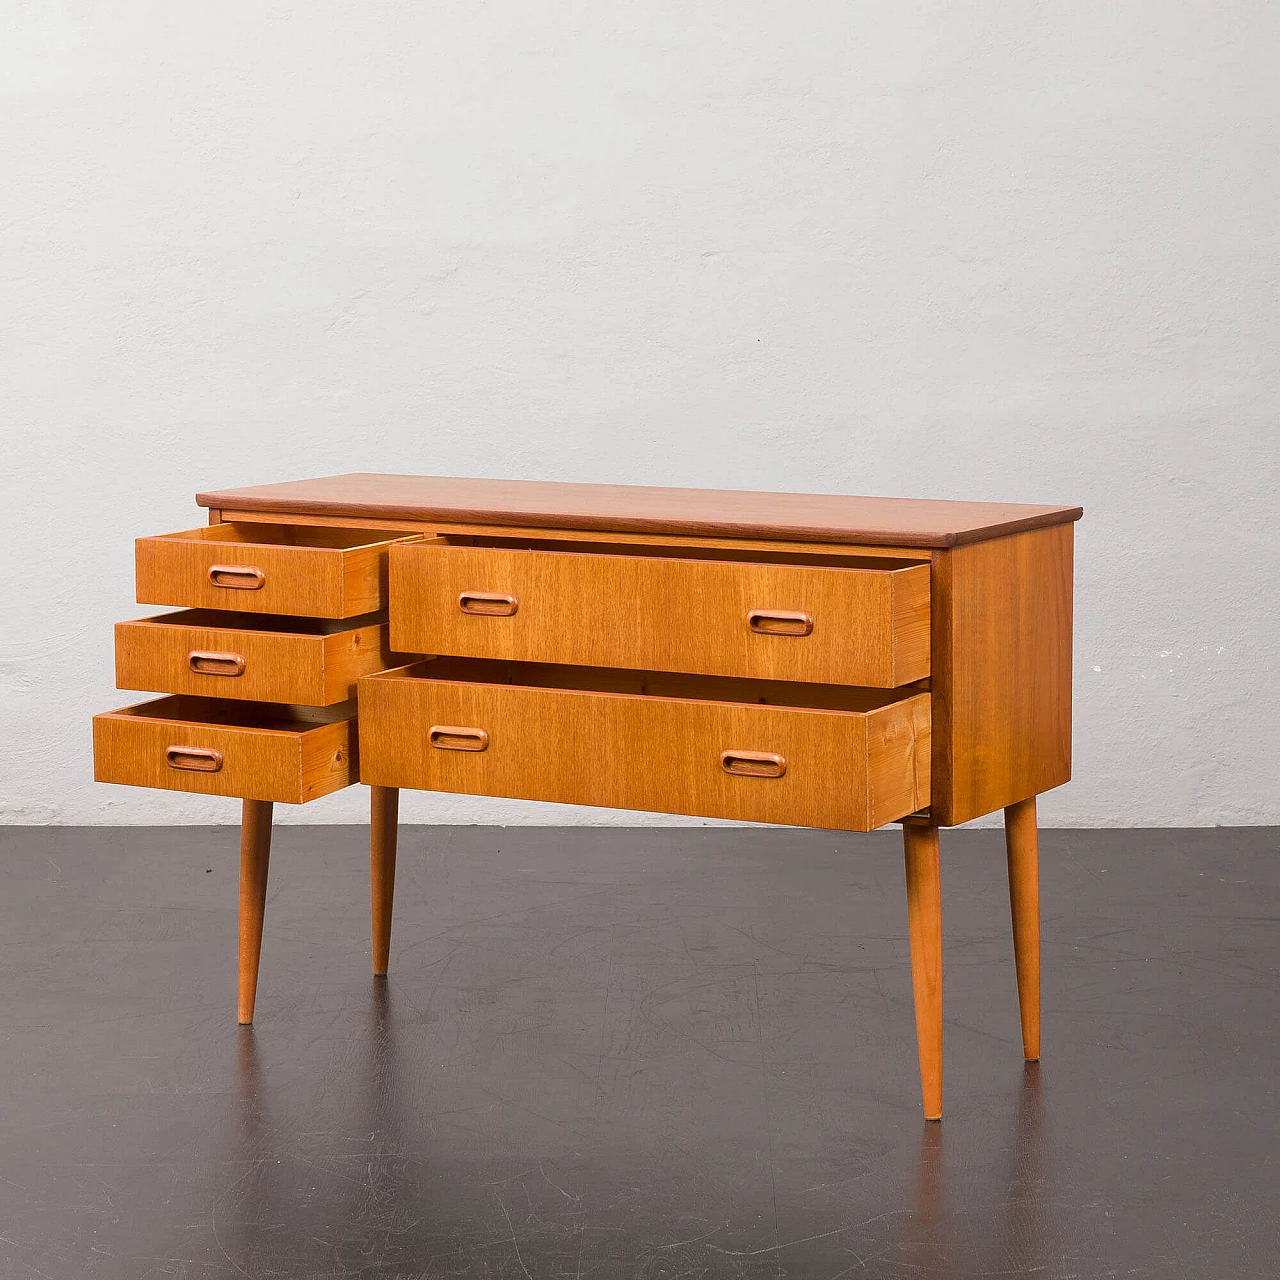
[{"x1": 93, "y1": 473, "x2": 1082, "y2": 1120}]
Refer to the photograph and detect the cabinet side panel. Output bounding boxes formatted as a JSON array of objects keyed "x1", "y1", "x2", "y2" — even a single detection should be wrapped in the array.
[
  {"x1": 930, "y1": 524, "x2": 1073, "y2": 825},
  {"x1": 890, "y1": 564, "x2": 932, "y2": 685}
]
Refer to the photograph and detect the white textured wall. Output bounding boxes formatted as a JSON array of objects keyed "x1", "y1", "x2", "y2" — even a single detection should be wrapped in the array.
[{"x1": 3, "y1": 2, "x2": 1277, "y2": 827}]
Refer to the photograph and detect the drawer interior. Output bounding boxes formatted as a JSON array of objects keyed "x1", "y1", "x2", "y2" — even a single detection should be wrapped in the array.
[
  {"x1": 377, "y1": 657, "x2": 922, "y2": 714},
  {"x1": 435, "y1": 534, "x2": 927, "y2": 571},
  {"x1": 106, "y1": 694, "x2": 356, "y2": 731},
  {"x1": 159, "y1": 522, "x2": 417, "y2": 550},
  {"x1": 127, "y1": 608, "x2": 384, "y2": 635}
]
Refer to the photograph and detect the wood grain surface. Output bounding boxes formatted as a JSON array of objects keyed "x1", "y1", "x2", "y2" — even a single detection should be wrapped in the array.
[
  {"x1": 903, "y1": 821, "x2": 943, "y2": 1120},
  {"x1": 928, "y1": 524, "x2": 1074, "y2": 826},
  {"x1": 1004, "y1": 796, "x2": 1041, "y2": 1062},
  {"x1": 93, "y1": 695, "x2": 358, "y2": 804},
  {"x1": 135, "y1": 523, "x2": 420, "y2": 618},
  {"x1": 115, "y1": 610, "x2": 395, "y2": 705},
  {"x1": 370, "y1": 786, "x2": 398, "y2": 977},
  {"x1": 358, "y1": 659, "x2": 930, "y2": 831},
  {"x1": 237, "y1": 799, "x2": 273, "y2": 1024},
  {"x1": 195, "y1": 473, "x2": 1082, "y2": 548},
  {"x1": 391, "y1": 538, "x2": 930, "y2": 688}
]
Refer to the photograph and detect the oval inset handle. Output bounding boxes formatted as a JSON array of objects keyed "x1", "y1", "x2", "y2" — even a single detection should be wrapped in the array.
[
  {"x1": 429, "y1": 725, "x2": 490, "y2": 752},
  {"x1": 721, "y1": 750, "x2": 787, "y2": 779},
  {"x1": 188, "y1": 650, "x2": 246, "y2": 677},
  {"x1": 208, "y1": 564, "x2": 265, "y2": 591},
  {"x1": 747, "y1": 610, "x2": 813, "y2": 637},
  {"x1": 459, "y1": 591, "x2": 518, "y2": 617},
  {"x1": 165, "y1": 745, "x2": 224, "y2": 773}
]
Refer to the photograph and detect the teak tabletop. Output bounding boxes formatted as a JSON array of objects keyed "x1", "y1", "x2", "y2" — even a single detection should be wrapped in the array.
[{"x1": 198, "y1": 473, "x2": 1083, "y2": 549}]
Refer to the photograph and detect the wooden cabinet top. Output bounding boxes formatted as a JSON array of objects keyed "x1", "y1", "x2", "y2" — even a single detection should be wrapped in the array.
[{"x1": 197, "y1": 472, "x2": 1082, "y2": 549}]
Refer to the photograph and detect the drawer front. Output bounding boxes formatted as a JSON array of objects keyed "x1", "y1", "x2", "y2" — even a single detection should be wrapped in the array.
[
  {"x1": 115, "y1": 613, "x2": 392, "y2": 705},
  {"x1": 136, "y1": 524, "x2": 418, "y2": 618},
  {"x1": 391, "y1": 542, "x2": 930, "y2": 687},
  {"x1": 93, "y1": 698, "x2": 356, "y2": 804},
  {"x1": 359, "y1": 667, "x2": 930, "y2": 831}
]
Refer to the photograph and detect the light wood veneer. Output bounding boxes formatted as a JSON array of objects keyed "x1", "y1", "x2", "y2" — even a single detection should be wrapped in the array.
[
  {"x1": 359, "y1": 659, "x2": 930, "y2": 832},
  {"x1": 115, "y1": 610, "x2": 394, "y2": 706},
  {"x1": 93, "y1": 695, "x2": 357, "y2": 804},
  {"x1": 136, "y1": 523, "x2": 420, "y2": 618},
  {"x1": 197, "y1": 472, "x2": 1082, "y2": 548},
  {"x1": 391, "y1": 537, "x2": 930, "y2": 688}
]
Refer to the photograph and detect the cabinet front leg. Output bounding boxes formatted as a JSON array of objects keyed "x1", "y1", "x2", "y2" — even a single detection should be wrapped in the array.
[
  {"x1": 903, "y1": 821, "x2": 943, "y2": 1121},
  {"x1": 371, "y1": 786, "x2": 399, "y2": 976},
  {"x1": 1004, "y1": 796, "x2": 1041, "y2": 1061},
  {"x1": 238, "y1": 799, "x2": 273, "y2": 1024}
]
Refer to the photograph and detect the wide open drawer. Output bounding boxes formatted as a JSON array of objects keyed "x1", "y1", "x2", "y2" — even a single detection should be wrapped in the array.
[
  {"x1": 115, "y1": 609, "x2": 394, "y2": 706},
  {"x1": 358, "y1": 659, "x2": 930, "y2": 831},
  {"x1": 93, "y1": 695, "x2": 357, "y2": 804},
  {"x1": 136, "y1": 523, "x2": 421, "y2": 618},
  {"x1": 390, "y1": 536, "x2": 930, "y2": 687}
]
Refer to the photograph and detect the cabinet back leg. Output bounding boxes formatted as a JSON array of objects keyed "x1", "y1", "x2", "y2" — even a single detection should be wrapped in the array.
[
  {"x1": 371, "y1": 786, "x2": 399, "y2": 976},
  {"x1": 238, "y1": 799, "x2": 273, "y2": 1024},
  {"x1": 1004, "y1": 796, "x2": 1041, "y2": 1061},
  {"x1": 903, "y1": 821, "x2": 943, "y2": 1121}
]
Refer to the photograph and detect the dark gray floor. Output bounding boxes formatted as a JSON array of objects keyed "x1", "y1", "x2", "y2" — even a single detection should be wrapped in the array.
[{"x1": 0, "y1": 824, "x2": 1276, "y2": 1279}]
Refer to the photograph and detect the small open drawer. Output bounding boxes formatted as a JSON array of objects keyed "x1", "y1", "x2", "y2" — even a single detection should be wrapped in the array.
[
  {"x1": 136, "y1": 523, "x2": 422, "y2": 618},
  {"x1": 390, "y1": 535, "x2": 931, "y2": 687},
  {"x1": 358, "y1": 658, "x2": 930, "y2": 831},
  {"x1": 93, "y1": 696, "x2": 357, "y2": 804},
  {"x1": 115, "y1": 609, "x2": 396, "y2": 706}
]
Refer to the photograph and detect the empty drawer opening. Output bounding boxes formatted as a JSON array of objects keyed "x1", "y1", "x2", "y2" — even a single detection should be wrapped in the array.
[
  {"x1": 162, "y1": 523, "x2": 418, "y2": 550},
  {"x1": 125, "y1": 609, "x2": 385, "y2": 635},
  {"x1": 435, "y1": 534, "x2": 926, "y2": 571},
  {"x1": 375, "y1": 657, "x2": 920, "y2": 714},
  {"x1": 107, "y1": 695, "x2": 356, "y2": 732}
]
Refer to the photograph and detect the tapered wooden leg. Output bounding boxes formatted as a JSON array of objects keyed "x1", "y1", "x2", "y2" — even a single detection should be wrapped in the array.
[
  {"x1": 1004, "y1": 796, "x2": 1041, "y2": 1061},
  {"x1": 903, "y1": 821, "x2": 943, "y2": 1121},
  {"x1": 371, "y1": 786, "x2": 399, "y2": 976},
  {"x1": 237, "y1": 799, "x2": 273, "y2": 1025}
]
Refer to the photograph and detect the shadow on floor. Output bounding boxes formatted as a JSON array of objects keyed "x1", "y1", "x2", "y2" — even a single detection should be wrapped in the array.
[{"x1": 0, "y1": 824, "x2": 1276, "y2": 1277}]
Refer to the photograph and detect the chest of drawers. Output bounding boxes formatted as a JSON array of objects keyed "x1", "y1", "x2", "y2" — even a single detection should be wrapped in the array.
[{"x1": 93, "y1": 474, "x2": 1081, "y2": 1120}]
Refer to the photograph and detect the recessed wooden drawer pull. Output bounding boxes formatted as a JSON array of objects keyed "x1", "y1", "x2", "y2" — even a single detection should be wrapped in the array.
[
  {"x1": 188, "y1": 650, "x2": 247, "y2": 677},
  {"x1": 747, "y1": 610, "x2": 813, "y2": 637},
  {"x1": 458, "y1": 591, "x2": 518, "y2": 617},
  {"x1": 721, "y1": 750, "x2": 787, "y2": 778},
  {"x1": 208, "y1": 564, "x2": 265, "y2": 591},
  {"x1": 429, "y1": 725, "x2": 490, "y2": 752},
  {"x1": 164, "y1": 745, "x2": 224, "y2": 773}
]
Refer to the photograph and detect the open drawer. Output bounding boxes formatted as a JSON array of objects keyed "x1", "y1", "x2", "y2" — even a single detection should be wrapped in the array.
[
  {"x1": 390, "y1": 535, "x2": 930, "y2": 687},
  {"x1": 93, "y1": 696, "x2": 357, "y2": 804},
  {"x1": 136, "y1": 523, "x2": 422, "y2": 618},
  {"x1": 115, "y1": 609, "x2": 395, "y2": 706},
  {"x1": 358, "y1": 658, "x2": 930, "y2": 831}
]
